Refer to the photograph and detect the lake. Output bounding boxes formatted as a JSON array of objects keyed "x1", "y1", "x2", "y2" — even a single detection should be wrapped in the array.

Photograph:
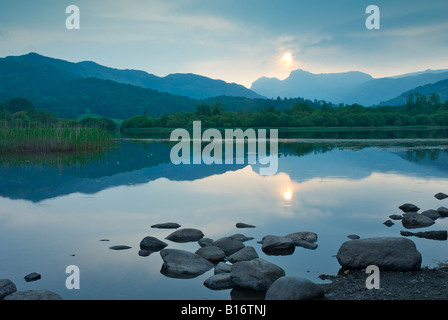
[{"x1": 1, "y1": 128, "x2": 448, "y2": 300}]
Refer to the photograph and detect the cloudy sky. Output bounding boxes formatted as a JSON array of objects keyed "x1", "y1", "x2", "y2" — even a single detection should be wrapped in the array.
[{"x1": 0, "y1": 0, "x2": 447, "y2": 87}]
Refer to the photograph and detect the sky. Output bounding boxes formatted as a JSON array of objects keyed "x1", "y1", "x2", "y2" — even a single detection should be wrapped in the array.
[{"x1": 0, "y1": 0, "x2": 448, "y2": 88}]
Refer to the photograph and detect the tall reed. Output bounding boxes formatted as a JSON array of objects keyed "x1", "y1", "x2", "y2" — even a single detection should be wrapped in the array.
[{"x1": 0, "y1": 121, "x2": 116, "y2": 153}]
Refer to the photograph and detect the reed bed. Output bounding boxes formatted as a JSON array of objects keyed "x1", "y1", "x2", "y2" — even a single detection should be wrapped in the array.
[{"x1": 0, "y1": 122, "x2": 116, "y2": 153}]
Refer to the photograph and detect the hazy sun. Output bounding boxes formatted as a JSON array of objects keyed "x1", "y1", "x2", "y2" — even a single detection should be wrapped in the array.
[
  {"x1": 283, "y1": 188, "x2": 293, "y2": 201},
  {"x1": 281, "y1": 53, "x2": 293, "y2": 65}
]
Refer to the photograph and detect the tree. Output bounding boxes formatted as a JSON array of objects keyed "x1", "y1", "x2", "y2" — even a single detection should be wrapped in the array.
[{"x1": 6, "y1": 97, "x2": 35, "y2": 114}]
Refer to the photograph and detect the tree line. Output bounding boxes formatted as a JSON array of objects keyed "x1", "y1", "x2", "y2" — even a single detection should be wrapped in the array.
[{"x1": 121, "y1": 93, "x2": 448, "y2": 130}]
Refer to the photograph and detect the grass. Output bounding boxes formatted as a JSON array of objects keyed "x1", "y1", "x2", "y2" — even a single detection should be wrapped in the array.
[{"x1": 0, "y1": 123, "x2": 116, "y2": 153}]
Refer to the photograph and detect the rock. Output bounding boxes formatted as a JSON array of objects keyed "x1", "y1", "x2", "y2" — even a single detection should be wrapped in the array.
[
  {"x1": 4, "y1": 290, "x2": 63, "y2": 300},
  {"x1": 265, "y1": 276, "x2": 325, "y2": 300},
  {"x1": 261, "y1": 235, "x2": 295, "y2": 255},
  {"x1": 165, "y1": 228, "x2": 204, "y2": 243},
  {"x1": 383, "y1": 220, "x2": 394, "y2": 227},
  {"x1": 401, "y1": 212, "x2": 435, "y2": 229},
  {"x1": 230, "y1": 287, "x2": 266, "y2": 300},
  {"x1": 109, "y1": 245, "x2": 132, "y2": 250},
  {"x1": 214, "y1": 262, "x2": 232, "y2": 275},
  {"x1": 227, "y1": 246, "x2": 259, "y2": 263},
  {"x1": 195, "y1": 246, "x2": 226, "y2": 262},
  {"x1": 285, "y1": 231, "x2": 318, "y2": 244},
  {"x1": 229, "y1": 233, "x2": 254, "y2": 242},
  {"x1": 236, "y1": 222, "x2": 256, "y2": 228},
  {"x1": 159, "y1": 249, "x2": 214, "y2": 279},
  {"x1": 151, "y1": 222, "x2": 181, "y2": 229},
  {"x1": 400, "y1": 230, "x2": 447, "y2": 241},
  {"x1": 231, "y1": 258, "x2": 285, "y2": 291},
  {"x1": 0, "y1": 279, "x2": 17, "y2": 299},
  {"x1": 421, "y1": 209, "x2": 440, "y2": 220},
  {"x1": 138, "y1": 249, "x2": 152, "y2": 257},
  {"x1": 139, "y1": 236, "x2": 168, "y2": 252},
  {"x1": 198, "y1": 238, "x2": 214, "y2": 247},
  {"x1": 437, "y1": 207, "x2": 448, "y2": 217},
  {"x1": 434, "y1": 192, "x2": 448, "y2": 200},
  {"x1": 203, "y1": 273, "x2": 234, "y2": 290},
  {"x1": 389, "y1": 214, "x2": 403, "y2": 220},
  {"x1": 24, "y1": 272, "x2": 41, "y2": 282},
  {"x1": 399, "y1": 203, "x2": 420, "y2": 213},
  {"x1": 212, "y1": 237, "x2": 245, "y2": 256},
  {"x1": 336, "y1": 237, "x2": 422, "y2": 271},
  {"x1": 347, "y1": 234, "x2": 360, "y2": 240},
  {"x1": 294, "y1": 240, "x2": 318, "y2": 250},
  {"x1": 214, "y1": 262, "x2": 232, "y2": 274}
]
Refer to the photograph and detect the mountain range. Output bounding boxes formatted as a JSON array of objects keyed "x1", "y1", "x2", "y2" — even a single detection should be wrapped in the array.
[
  {"x1": 0, "y1": 52, "x2": 447, "y2": 120},
  {"x1": 250, "y1": 69, "x2": 448, "y2": 106}
]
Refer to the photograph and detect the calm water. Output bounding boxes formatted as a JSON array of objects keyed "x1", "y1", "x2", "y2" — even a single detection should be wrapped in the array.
[{"x1": 1, "y1": 131, "x2": 448, "y2": 300}]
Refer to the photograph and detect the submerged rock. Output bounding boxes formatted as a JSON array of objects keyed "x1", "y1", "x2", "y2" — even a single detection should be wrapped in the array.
[
  {"x1": 400, "y1": 230, "x2": 447, "y2": 241},
  {"x1": 159, "y1": 249, "x2": 214, "y2": 279},
  {"x1": 347, "y1": 234, "x2": 360, "y2": 240},
  {"x1": 401, "y1": 212, "x2": 435, "y2": 229},
  {"x1": 389, "y1": 214, "x2": 403, "y2": 220},
  {"x1": 231, "y1": 258, "x2": 285, "y2": 291},
  {"x1": 336, "y1": 237, "x2": 422, "y2": 271},
  {"x1": 294, "y1": 240, "x2": 318, "y2": 250},
  {"x1": 165, "y1": 228, "x2": 204, "y2": 243},
  {"x1": 265, "y1": 277, "x2": 325, "y2": 300},
  {"x1": 399, "y1": 203, "x2": 420, "y2": 213}
]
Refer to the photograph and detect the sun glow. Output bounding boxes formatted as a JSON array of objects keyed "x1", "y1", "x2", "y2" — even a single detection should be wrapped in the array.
[
  {"x1": 283, "y1": 188, "x2": 293, "y2": 201},
  {"x1": 281, "y1": 53, "x2": 293, "y2": 65}
]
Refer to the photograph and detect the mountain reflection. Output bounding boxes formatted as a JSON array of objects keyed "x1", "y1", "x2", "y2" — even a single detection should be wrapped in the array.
[{"x1": 1, "y1": 137, "x2": 448, "y2": 202}]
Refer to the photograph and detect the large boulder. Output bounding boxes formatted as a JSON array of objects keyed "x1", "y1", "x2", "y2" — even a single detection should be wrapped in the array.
[
  {"x1": 261, "y1": 235, "x2": 295, "y2": 256},
  {"x1": 401, "y1": 212, "x2": 435, "y2": 229},
  {"x1": 230, "y1": 258, "x2": 285, "y2": 291},
  {"x1": 4, "y1": 290, "x2": 63, "y2": 300},
  {"x1": 265, "y1": 277, "x2": 325, "y2": 300},
  {"x1": 159, "y1": 249, "x2": 214, "y2": 279},
  {"x1": 336, "y1": 237, "x2": 422, "y2": 271},
  {"x1": 165, "y1": 228, "x2": 204, "y2": 243}
]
